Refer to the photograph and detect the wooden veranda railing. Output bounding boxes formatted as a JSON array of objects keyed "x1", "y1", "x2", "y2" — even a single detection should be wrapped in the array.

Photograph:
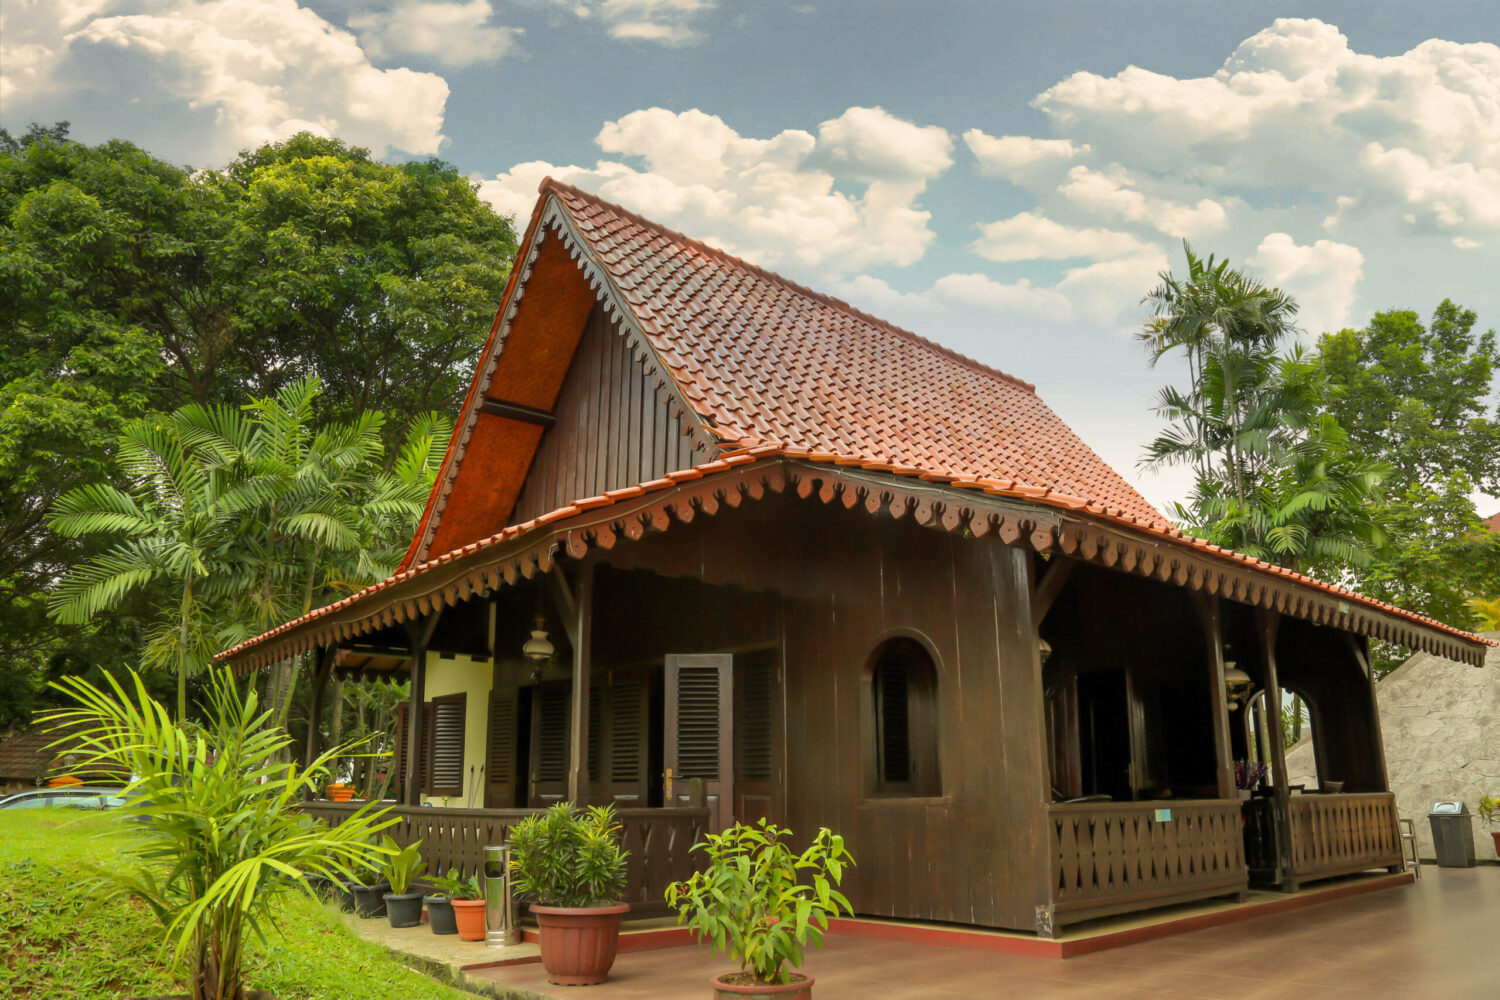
[
  {"x1": 1044, "y1": 799, "x2": 1247, "y2": 928},
  {"x1": 302, "y1": 803, "x2": 711, "y2": 912},
  {"x1": 1287, "y1": 792, "x2": 1402, "y2": 881}
]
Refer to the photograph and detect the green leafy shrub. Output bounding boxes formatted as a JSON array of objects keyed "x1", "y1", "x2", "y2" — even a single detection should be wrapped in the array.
[
  {"x1": 382, "y1": 837, "x2": 427, "y2": 895},
  {"x1": 1479, "y1": 795, "x2": 1499, "y2": 828},
  {"x1": 40, "y1": 667, "x2": 396, "y2": 1000},
  {"x1": 427, "y1": 869, "x2": 482, "y2": 900},
  {"x1": 507, "y1": 802, "x2": 629, "y2": 907},
  {"x1": 665, "y1": 820, "x2": 854, "y2": 986}
]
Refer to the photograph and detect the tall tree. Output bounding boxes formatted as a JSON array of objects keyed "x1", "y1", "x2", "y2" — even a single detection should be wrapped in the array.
[
  {"x1": 1139, "y1": 244, "x2": 1389, "y2": 572},
  {"x1": 1307, "y1": 301, "x2": 1500, "y2": 639}
]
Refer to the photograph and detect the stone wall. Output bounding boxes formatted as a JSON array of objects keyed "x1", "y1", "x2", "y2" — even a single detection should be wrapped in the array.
[{"x1": 1285, "y1": 631, "x2": 1500, "y2": 861}]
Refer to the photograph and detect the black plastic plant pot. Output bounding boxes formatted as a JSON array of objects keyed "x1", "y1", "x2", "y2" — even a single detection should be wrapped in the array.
[
  {"x1": 336, "y1": 879, "x2": 359, "y2": 913},
  {"x1": 424, "y1": 894, "x2": 458, "y2": 935},
  {"x1": 353, "y1": 881, "x2": 390, "y2": 918},
  {"x1": 384, "y1": 892, "x2": 424, "y2": 928}
]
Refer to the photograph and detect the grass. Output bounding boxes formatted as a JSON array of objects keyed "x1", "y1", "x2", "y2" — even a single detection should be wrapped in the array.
[{"x1": 0, "y1": 810, "x2": 475, "y2": 1000}]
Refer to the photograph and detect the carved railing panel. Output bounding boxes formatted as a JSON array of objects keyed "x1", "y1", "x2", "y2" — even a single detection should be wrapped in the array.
[
  {"x1": 1288, "y1": 792, "x2": 1401, "y2": 880},
  {"x1": 1047, "y1": 800, "x2": 1246, "y2": 916},
  {"x1": 301, "y1": 802, "x2": 709, "y2": 910}
]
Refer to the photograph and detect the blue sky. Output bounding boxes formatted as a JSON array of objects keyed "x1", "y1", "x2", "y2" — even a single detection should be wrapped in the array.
[{"x1": 4, "y1": 0, "x2": 1498, "y2": 514}]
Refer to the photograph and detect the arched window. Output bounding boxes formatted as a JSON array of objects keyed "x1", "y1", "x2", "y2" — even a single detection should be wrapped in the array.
[{"x1": 866, "y1": 637, "x2": 940, "y2": 797}]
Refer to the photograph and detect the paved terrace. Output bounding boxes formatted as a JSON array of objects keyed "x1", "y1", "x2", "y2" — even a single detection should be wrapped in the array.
[{"x1": 356, "y1": 867, "x2": 1496, "y2": 1000}]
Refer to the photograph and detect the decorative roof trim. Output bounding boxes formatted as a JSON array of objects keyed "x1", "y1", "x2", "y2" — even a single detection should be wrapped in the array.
[{"x1": 219, "y1": 451, "x2": 1494, "y2": 672}]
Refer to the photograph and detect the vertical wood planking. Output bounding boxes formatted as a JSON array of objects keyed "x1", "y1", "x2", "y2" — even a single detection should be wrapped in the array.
[{"x1": 512, "y1": 308, "x2": 712, "y2": 523}]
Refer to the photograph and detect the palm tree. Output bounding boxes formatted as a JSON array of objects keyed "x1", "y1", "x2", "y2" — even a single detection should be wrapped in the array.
[
  {"x1": 48, "y1": 419, "x2": 271, "y2": 719},
  {"x1": 1471, "y1": 596, "x2": 1500, "y2": 631}
]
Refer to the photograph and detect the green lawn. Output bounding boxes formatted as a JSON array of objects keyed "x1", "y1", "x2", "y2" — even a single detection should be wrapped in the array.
[{"x1": 0, "y1": 810, "x2": 474, "y2": 1000}]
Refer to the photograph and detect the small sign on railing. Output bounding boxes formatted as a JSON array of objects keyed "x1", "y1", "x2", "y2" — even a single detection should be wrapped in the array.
[{"x1": 1154, "y1": 808, "x2": 1173, "y2": 822}]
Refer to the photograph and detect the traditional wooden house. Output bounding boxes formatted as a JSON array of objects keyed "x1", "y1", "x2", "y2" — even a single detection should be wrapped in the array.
[{"x1": 219, "y1": 181, "x2": 1494, "y2": 936}]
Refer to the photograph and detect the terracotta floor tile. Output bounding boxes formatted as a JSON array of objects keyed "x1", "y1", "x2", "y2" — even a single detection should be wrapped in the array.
[{"x1": 470, "y1": 868, "x2": 1499, "y2": 1000}]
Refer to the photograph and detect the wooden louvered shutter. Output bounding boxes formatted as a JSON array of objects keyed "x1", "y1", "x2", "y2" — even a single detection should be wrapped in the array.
[
  {"x1": 586, "y1": 685, "x2": 602, "y2": 796},
  {"x1": 876, "y1": 663, "x2": 912, "y2": 785},
  {"x1": 609, "y1": 677, "x2": 644, "y2": 786},
  {"x1": 665, "y1": 654, "x2": 733, "y2": 830},
  {"x1": 426, "y1": 694, "x2": 466, "y2": 798},
  {"x1": 393, "y1": 702, "x2": 408, "y2": 797},
  {"x1": 486, "y1": 689, "x2": 517, "y2": 808},
  {"x1": 734, "y1": 651, "x2": 775, "y2": 823},
  {"x1": 529, "y1": 682, "x2": 570, "y2": 806}
]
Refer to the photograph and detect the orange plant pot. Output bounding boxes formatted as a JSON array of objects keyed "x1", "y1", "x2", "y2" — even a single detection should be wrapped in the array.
[
  {"x1": 326, "y1": 785, "x2": 354, "y2": 802},
  {"x1": 711, "y1": 972, "x2": 815, "y2": 999},
  {"x1": 531, "y1": 903, "x2": 630, "y2": 986},
  {"x1": 451, "y1": 898, "x2": 487, "y2": 941}
]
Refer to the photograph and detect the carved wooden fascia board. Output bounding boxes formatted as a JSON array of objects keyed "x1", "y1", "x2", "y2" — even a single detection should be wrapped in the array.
[{"x1": 231, "y1": 456, "x2": 1488, "y2": 672}]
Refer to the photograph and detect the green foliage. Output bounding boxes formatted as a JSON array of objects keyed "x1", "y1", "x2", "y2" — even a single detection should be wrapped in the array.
[
  {"x1": 2, "y1": 124, "x2": 512, "y2": 725},
  {"x1": 427, "y1": 869, "x2": 482, "y2": 900},
  {"x1": 1139, "y1": 243, "x2": 1389, "y2": 573},
  {"x1": 1305, "y1": 302, "x2": 1500, "y2": 642},
  {"x1": 1471, "y1": 597, "x2": 1500, "y2": 632},
  {"x1": 665, "y1": 820, "x2": 855, "y2": 986},
  {"x1": 507, "y1": 802, "x2": 629, "y2": 908},
  {"x1": 0, "y1": 812, "x2": 472, "y2": 1000},
  {"x1": 39, "y1": 666, "x2": 397, "y2": 1000},
  {"x1": 382, "y1": 837, "x2": 427, "y2": 895},
  {"x1": 1478, "y1": 795, "x2": 1499, "y2": 828}
]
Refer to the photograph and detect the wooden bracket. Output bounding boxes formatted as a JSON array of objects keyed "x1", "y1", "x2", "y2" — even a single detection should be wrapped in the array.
[
  {"x1": 478, "y1": 397, "x2": 556, "y2": 427},
  {"x1": 1031, "y1": 555, "x2": 1076, "y2": 629}
]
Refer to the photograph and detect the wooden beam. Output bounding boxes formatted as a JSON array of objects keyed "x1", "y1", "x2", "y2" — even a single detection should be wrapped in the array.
[
  {"x1": 1256, "y1": 607, "x2": 1297, "y2": 892},
  {"x1": 1192, "y1": 593, "x2": 1236, "y2": 800},
  {"x1": 566, "y1": 561, "x2": 594, "y2": 805},
  {"x1": 1031, "y1": 555, "x2": 1075, "y2": 629},
  {"x1": 303, "y1": 647, "x2": 334, "y2": 779},
  {"x1": 478, "y1": 397, "x2": 555, "y2": 427},
  {"x1": 402, "y1": 612, "x2": 440, "y2": 805},
  {"x1": 547, "y1": 566, "x2": 579, "y2": 649}
]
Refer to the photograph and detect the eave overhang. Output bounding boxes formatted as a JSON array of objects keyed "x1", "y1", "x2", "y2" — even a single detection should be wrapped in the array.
[{"x1": 217, "y1": 450, "x2": 1495, "y2": 673}]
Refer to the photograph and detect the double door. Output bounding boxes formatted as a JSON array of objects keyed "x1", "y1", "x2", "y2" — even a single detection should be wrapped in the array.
[{"x1": 487, "y1": 650, "x2": 777, "y2": 829}]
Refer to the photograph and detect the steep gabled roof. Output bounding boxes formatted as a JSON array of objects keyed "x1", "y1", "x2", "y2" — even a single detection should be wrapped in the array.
[
  {"x1": 1484, "y1": 511, "x2": 1500, "y2": 533},
  {"x1": 403, "y1": 179, "x2": 1167, "y2": 569}
]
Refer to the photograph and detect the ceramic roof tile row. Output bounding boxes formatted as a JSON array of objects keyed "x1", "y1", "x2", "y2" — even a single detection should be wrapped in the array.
[{"x1": 544, "y1": 180, "x2": 1172, "y2": 533}]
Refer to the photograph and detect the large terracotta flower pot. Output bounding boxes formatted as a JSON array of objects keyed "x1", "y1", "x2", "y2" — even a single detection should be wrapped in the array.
[
  {"x1": 1490, "y1": 831, "x2": 1500, "y2": 857},
  {"x1": 531, "y1": 903, "x2": 630, "y2": 986},
  {"x1": 451, "y1": 898, "x2": 487, "y2": 941},
  {"x1": 711, "y1": 972, "x2": 815, "y2": 1000}
]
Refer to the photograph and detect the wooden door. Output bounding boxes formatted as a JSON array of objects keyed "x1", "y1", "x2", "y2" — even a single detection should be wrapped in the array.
[
  {"x1": 592, "y1": 674, "x2": 649, "y2": 805},
  {"x1": 664, "y1": 654, "x2": 733, "y2": 830},
  {"x1": 485, "y1": 687, "x2": 520, "y2": 809},
  {"x1": 733, "y1": 649, "x2": 775, "y2": 823},
  {"x1": 528, "y1": 681, "x2": 570, "y2": 806}
]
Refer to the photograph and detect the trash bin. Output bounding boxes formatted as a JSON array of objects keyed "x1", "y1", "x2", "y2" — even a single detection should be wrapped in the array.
[
  {"x1": 1428, "y1": 801, "x2": 1476, "y2": 868},
  {"x1": 483, "y1": 844, "x2": 521, "y2": 947}
]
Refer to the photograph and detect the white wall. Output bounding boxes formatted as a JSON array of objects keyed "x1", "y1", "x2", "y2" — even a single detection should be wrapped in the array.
[{"x1": 419, "y1": 652, "x2": 493, "y2": 809}]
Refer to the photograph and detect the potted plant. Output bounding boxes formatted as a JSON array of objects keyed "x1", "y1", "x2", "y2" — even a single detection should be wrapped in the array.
[
  {"x1": 326, "y1": 782, "x2": 354, "y2": 802},
  {"x1": 508, "y1": 802, "x2": 630, "y2": 986},
  {"x1": 424, "y1": 869, "x2": 477, "y2": 936},
  {"x1": 381, "y1": 837, "x2": 427, "y2": 928},
  {"x1": 1479, "y1": 795, "x2": 1500, "y2": 855},
  {"x1": 666, "y1": 820, "x2": 855, "y2": 1000}
]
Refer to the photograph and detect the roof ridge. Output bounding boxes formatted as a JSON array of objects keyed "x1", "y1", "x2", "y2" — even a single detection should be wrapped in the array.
[{"x1": 538, "y1": 177, "x2": 1039, "y2": 396}]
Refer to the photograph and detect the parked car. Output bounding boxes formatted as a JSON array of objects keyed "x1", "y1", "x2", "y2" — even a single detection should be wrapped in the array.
[{"x1": 0, "y1": 787, "x2": 127, "y2": 810}]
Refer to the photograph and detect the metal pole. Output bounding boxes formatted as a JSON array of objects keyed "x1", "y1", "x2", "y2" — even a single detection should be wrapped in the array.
[{"x1": 484, "y1": 844, "x2": 520, "y2": 947}]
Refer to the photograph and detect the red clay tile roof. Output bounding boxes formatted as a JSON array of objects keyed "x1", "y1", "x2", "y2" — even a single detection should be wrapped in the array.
[
  {"x1": 0, "y1": 723, "x2": 88, "y2": 781},
  {"x1": 1484, "y1": 511, "x2": 1499, "y2": 533},
  {"x1": 543, "y1": 180, "x2": 1169, "y2": 531}
]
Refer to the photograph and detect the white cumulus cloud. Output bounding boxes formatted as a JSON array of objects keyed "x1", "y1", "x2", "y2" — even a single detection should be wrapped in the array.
[
  {"x1": 348, "y1": 1, "x2": 523, "y2": 68},
  {"x1": 1249, "y1": 234, "x2": 1365, "y2": 336},
  {"x1": 476, "y1": 106, "x2": 953, "y2": 275},
  {"x1": 963, "y1": 130, "x2": 1088, "y2": 183},
  {"x1": 558, "y1": 0, "x2": 715, "y2": 46},
  {"x1": 0, "y1": 0, "x2": 449, "y2": 162},
  {"x1": 972, "y1": 211, "x2": 1154, "y2": 263}
]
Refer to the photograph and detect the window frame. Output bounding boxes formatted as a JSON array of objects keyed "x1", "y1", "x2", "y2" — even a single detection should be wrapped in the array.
[{"x1": 861, "y1": 632, "x2": 943, "y2": 801}]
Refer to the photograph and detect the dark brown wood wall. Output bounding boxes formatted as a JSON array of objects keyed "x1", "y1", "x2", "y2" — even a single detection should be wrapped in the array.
[
  {"x1": 600, "y1": 495, "x2": 1049, "y2": 931},
  {"x1": 511, "y1": 306, "x2": 709, "y2": 523}
]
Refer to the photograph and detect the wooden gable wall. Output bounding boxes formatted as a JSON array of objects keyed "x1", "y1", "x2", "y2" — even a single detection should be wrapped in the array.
[{"x1": 511, "y1": 305, "x2": 713, "y2": 523}]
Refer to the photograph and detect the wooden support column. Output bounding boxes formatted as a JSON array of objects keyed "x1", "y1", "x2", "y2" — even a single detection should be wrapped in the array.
[
  {"x1": 566, "y1": 561, "x2": 594, "y2": 806},
  {"x1": 304, "y1": 647, "x2": 334, "y2": 774},
  {"x1": 403, "y1": 612, "x2": 441, "y2": 806},
  {"x1": 1194, "y1": 594, "x2": 1236, "y2": 800},
  {"x1": 1256, "y1": 607, "x2": 1297, "y2": 892},
  {"x1": 1346, "y1": 633, "x2": 1392, "y2": 792}
]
